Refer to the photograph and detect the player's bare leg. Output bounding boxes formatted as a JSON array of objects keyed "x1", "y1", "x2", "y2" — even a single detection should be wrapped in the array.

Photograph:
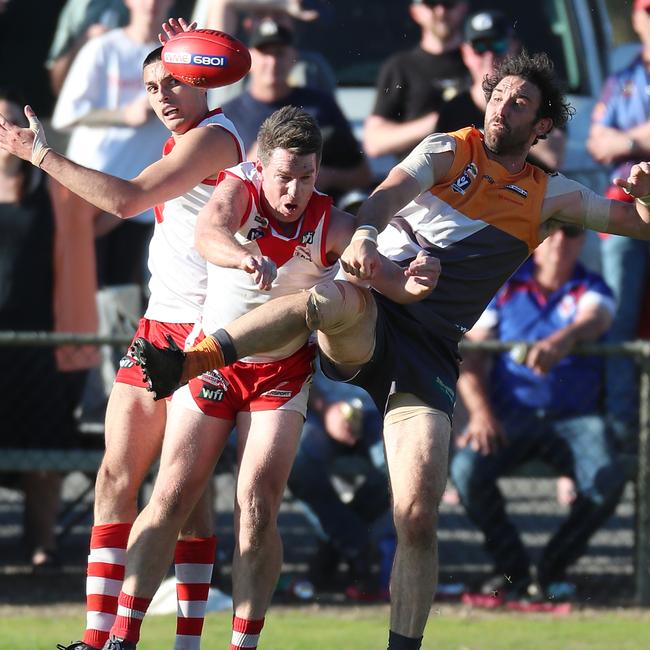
[
  {"x1": 120, "y1": 406, "x2": 232, "y2": 600},
  {"x1": 383, "y1": 405, "x2": 450, "y2": 640},
  {"x1": 96, "y1": 383, "x2": 167, "y2": 524},
  {"x1": 131, "y1": 281, "x2": 376, "y2": 397},
  {"x1": 231, "y1": 409, "x2": 304, "y2": 618}
]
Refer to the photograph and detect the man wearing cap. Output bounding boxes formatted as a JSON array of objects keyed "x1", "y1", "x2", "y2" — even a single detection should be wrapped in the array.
[
  {"x1": 222, "y1": 17, "x2": 372, "y2": 202},
  {"x1": 437, "y1": 8, "x2": 566, "y2": 172},
  {"x1": 363, "y1": 0, "x2": 470, "y2": 161},
  {"x1": 587, "y1": 0, "x2": 650, "y2": 452},
  {"x1": 451, "y1": 223, "x2": 624, "y2": 604}
]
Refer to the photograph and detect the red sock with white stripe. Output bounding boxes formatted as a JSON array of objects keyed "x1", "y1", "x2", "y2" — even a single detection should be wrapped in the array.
[
  {"x1": 111, "y1": 591, "x2": 151, "y2": 643},
  {"x1": 83, "y1": 523, "x2": 132, "y2": 649},
  {"x1": 230, "y1": 616, "x2": 265, "y2": 650},
  {"x1": 174, "y1": 536, "x2": 217, "y2": 650}
]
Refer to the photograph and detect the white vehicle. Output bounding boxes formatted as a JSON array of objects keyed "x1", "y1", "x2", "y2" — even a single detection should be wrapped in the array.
[{"x1": 294, "y1": 0, "x2": 614, "y2": 191}]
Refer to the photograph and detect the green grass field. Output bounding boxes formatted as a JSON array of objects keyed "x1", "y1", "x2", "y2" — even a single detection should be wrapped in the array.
[{"x1": 2, "y1": 605, "x2": 650, "y2": 650}]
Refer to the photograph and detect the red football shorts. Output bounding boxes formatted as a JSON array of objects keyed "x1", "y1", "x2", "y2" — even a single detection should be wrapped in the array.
[
  {"x1": 172, "y1": 340, "x2": 315, "y2": 420},
  {"x1": 115, "y1": 318, "x2": 194, "y2": 398}
]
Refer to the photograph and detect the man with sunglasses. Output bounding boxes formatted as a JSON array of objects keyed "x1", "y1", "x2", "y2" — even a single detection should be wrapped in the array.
[
  {"x1": 587, "y1": 0, "x2": 650, "y2": 453},
  {"x1": 450, "y1": 223, "x2": 624, "y2": 605},
  {"x1": 363, "y1": 0, "x2": 470, "y2": 162},
  {"x1": 438, "y1": 9, "x2": 566, "y2": 173}
]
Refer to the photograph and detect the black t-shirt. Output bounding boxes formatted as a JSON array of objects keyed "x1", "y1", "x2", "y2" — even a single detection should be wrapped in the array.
[
  {"x1": 223, "y1": 87, "x2": 363, "y2": 169},
  {"x1": 372, "y1": 47, "x2": 469, "y2": 124},
  {"x1": 436, "y1": 90, "x2": 484, "y2": 134},
  {"x1": 0, "y1": 173, "x2": 54, "y2": 331}
]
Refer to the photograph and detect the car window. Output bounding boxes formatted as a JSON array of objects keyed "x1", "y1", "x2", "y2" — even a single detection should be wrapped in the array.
[{"x1": 293, "y1": 0, "x2": 591, "y2": 94}]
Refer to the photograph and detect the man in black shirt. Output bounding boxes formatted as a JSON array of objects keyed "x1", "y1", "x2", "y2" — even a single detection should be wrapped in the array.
[
  {"x1": 363, "y1": 0, "x2": 470, "y2": 161},
  {"x1": 437, "y1": 8, "x2": 566, "y2": 172}
]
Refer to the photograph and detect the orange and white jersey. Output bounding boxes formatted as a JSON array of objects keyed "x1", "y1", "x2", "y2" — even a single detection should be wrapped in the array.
[
  {"x1": 201, "y1": 161, "x2": 338, "y2": 361},
  {"x1": 144, "y1": 109, "x2": 244, "y2": 323},
  {"x1": 383, "y1": 126, "x2": 584, "y2": 341}
]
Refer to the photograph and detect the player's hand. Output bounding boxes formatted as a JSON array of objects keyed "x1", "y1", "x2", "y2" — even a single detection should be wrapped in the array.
[
  {"x1": 613, "y1": 161, "x2": 650, "y2": 200},
  {"x1": 456, "y1": 411, "x2": 507, "y2": 456},
  {"x1": 0, "y1": 105, "x2": 51, "y2": 167},
  {"x1": 340, "y1": 238, "x2": 381, "y2": 281},
  {"x1": 587, "y1": 125, "x2": 630, "y2": 165},
  {"x1": 241, "y1": 254, "x2": 277, "y2": 291},
  {"x1": 526, "y1": 331, "x2": 572, "y2": 375},
  {"x1": 403, "y1": 250, "x2": 440, "y2": 299},
  {"x1": 159, "y1": 16, "x2": 197, "y2": 45}
]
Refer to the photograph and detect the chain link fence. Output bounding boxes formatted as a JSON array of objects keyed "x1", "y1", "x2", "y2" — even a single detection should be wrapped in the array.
[{"x1": 0, "y1": 332, "x2": 649, "y2": 606}]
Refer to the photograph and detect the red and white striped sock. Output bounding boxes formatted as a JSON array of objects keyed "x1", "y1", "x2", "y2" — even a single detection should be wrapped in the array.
[
  {"x1": 173, "y1": 536, "x2": 218, "y2": 650},
  {"x1": 111, "y1": 591, "x2": 151, "y2": 643},
  {"x1": 229, "y1": 616, "x2": 265, "y2": 650},
  {"x1": 83, "y1": 522, "x2": 132, "y2": 649}
]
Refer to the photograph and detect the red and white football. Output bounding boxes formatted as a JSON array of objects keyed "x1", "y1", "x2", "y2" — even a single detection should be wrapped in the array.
[{"x1": 162, "y1": 29, "x2": 251, "y2": 89}]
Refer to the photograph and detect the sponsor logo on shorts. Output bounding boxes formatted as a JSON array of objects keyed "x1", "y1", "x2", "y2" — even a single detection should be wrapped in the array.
[
  {"x1": 434, "y1": 376, "x2": 455, "y2": 405},
  {"x1": 451, "y1": 162, "x2": 478, "y2": 195},
  {"x1": 261, "y1": 389, "x2": 292, "y2": 398},
  {"x1": 199, "y1": 385, "x2": 225, "y2": 401},
  {"x1": 200, "y1": 370, "x2": 229, "y2": 389},
  {"x1": 119, "y1": 356, "x2": 135, "y2": 368}
]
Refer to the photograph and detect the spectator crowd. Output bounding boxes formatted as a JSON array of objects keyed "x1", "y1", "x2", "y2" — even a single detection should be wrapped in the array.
[{"x1": 0, "y1": 0, "x2": 645, "y2": 638}]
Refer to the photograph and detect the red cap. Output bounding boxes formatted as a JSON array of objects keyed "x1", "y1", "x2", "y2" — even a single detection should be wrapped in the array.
[{"x1": 635, "y1": 0, "x2": 650, "y2": 10}]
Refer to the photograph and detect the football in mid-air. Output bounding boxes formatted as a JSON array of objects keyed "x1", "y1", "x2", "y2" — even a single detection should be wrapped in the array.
[{"x1": 161, "y1": 29, "x2": 251, "y2": 88}]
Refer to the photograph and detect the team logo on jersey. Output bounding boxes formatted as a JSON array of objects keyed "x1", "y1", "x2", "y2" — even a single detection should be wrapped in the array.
[
  {"x1": 451, "y1": 162, "x2": 478, "y2": 195},
  {"x1": 254, "y1": 215, "x2": 269, "y2": 227},
  {"x1": 293, "y1": 244, "x2": 312, "y2": 262},
  {"x1": 119, "y1": 355, "x2": 135, "y2": 368},
  {"x1": 558, "y1": 294, "x2": 578, "y2": 319},
  {"x1": 504, "y1": 184, "x2": 528, "y2": 199},
  {"x1": 301, "y1": 231, "x2": 315, "y2": 245},
  {"x1": 247, "y1": 227, "x2": 265, "y2": 241}
]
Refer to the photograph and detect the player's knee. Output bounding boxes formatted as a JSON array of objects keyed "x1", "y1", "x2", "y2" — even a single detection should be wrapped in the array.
[
  {"x1": 95, "y1": 461, "x2": 138, "y2": 504},
  {"x1": 393, "y1": 502, "x2": 438, "y2": 549},
  {"x1": 238, "y1": 492, "x2": 277, "y2": 551},
  {"x1": 306, "y1": 280, "x2": 369, "y2": 335}
]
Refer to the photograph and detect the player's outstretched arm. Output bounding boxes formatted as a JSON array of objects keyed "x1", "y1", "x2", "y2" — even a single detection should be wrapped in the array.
[{"x1": 0, "y1": 105, "x2": 238, "y2": 219}]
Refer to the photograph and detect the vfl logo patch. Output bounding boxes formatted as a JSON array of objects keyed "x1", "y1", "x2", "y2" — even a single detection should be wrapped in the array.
[
  {"x1": 504, "y1": 184, "x2": 528, "y2": 198},
  {"x1": 451, "y1": 163, "x2": 478, "y2": 195},
  {"x1": 247, "y1": 227, "x2": 265, "y2": 241}
]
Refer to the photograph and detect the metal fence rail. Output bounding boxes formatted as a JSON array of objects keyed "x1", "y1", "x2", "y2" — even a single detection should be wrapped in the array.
[{"x1": 1, "y1": 331, "x2": 649, "y2": 604}]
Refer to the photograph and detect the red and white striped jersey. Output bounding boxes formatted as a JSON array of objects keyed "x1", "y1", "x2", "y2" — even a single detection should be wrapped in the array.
[
  {"x1": 201, "y1": 161, "x2": 338, "y2": 361},
  {"x1": 144, "y1": 109, "x2": 244, "y2": 323}
]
